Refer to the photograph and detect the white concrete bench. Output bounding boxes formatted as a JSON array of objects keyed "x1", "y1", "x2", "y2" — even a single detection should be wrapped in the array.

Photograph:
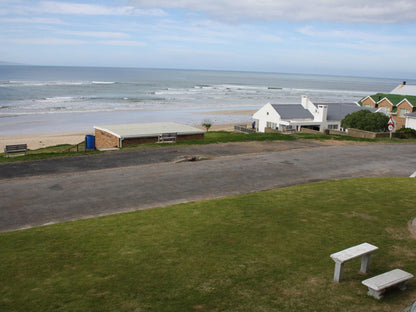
[
  {"x1": 330, "y1": 242, "x2": 378, "y2": 282},
  {"x1": 362, "y1": 269, "x2": 413, "y2": 299}
]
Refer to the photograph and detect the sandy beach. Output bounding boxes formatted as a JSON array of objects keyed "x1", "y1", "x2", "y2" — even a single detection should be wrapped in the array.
[
  {"x1": 0, "y1": 122, "x2": 248, "y2": 150},
  {"x1": 0, "y1": 131, "x2": 91, "y2": 150},
  {"x1": 0, "y1": 108, "x2": 255, "y2": 150}
]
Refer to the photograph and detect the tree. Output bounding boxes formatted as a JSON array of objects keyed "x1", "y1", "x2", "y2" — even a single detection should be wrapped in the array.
[
  {"x1": 341, "y1": 110, "x2": 389, "y2": 132},
  {"x1": 202, "y1": 120, "x2": 212, "y2": 132}
]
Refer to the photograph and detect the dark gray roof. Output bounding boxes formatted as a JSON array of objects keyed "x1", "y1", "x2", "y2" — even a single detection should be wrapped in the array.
[
  {"x1": 271, "y1": 104, "x2": 314, "y2": 119},
  {"x1": 405, "y1": 112, "x2": 416, "y2": 117},
  {"x1": 318, "y1": 103, "x2": 376, "y2": 121}
]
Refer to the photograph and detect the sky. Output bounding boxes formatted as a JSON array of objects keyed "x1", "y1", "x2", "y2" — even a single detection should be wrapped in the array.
[{"x1": 1, "y1": 0, "x2": 416, "y2": 78}]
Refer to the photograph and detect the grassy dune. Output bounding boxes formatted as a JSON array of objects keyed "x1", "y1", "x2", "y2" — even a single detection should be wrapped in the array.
[{"x1": 1, "y1": 177, "x2": 416, "y2": 311}]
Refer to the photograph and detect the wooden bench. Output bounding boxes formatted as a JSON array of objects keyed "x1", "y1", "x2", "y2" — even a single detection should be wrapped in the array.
[
  {"x1": 362, "y1": 269, "x2": 414, "y2": 299},
  {"x1": 158, "y1": 133, "x2": 177, "y2": 143},
  {"x1": 330, "y1": 242, "x2": 378, "y2": 282},
  {"x1": 4, "y1": 144, "x2": 28, "y2": 157}
]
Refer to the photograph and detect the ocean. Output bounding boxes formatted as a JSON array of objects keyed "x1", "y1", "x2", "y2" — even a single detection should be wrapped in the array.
[{"x1": 0, "y1": 65, "x2": 411, "y2": 135}]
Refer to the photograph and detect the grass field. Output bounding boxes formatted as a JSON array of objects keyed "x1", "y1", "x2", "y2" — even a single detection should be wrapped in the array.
[
  {"x1": 0, "y1": 131, "x2": 384, "y2": 163},
  {"x1": 1, "y1": 177, "x2": 416, "y2": 311},
  {"x1": 2, "y1": 130, "x2": 416, "y2": 163}
]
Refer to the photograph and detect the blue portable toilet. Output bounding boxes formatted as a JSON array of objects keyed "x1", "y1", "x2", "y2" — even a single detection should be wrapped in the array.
[{"x1": 85, "y1": 134, "x2": 95, "y2": 150}]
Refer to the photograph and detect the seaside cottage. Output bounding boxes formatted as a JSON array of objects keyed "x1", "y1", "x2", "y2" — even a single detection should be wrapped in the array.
[
  {"x1": 390, "y1": 82, "x2": 416, "y2": 96},
  {"x1": 94, "y1": 122, "x2": 205, "y2": 149},
  {"x1": 253, "y1": 96, "x2": 372, "y2": 133},
  {"x1": 358, "y1": 82, "x2": 416, "y2": 129},
  {"x1": 405, "y1": 112, "x2": 416, "y2": 130}
]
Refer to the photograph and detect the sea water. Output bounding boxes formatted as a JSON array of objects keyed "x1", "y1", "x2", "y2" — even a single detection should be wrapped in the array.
[{"x1": 0, "y1": 65, "x2": 411, "y2": 135}]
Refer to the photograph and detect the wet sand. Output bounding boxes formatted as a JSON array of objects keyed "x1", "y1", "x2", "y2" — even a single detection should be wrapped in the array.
[{"x1": 0, "y1": 108, "x2": 255, "y2": 150}]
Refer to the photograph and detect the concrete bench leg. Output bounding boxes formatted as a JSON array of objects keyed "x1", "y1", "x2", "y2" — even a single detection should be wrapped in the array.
[
  {"x1": 398, "y1": 281, "x2": 408, "y2": 291},
  {"x1": 334, "y1": 262, "x2": 344, "y2": 282},
  {"x1": 367, "y1": 288, "x2": 384, "y2": 300},
  {"x1": 367, "y1": 281, "x2": 409, "y2": 299},
  {"x1": 360, "y1": 254, "x2": 372, "y2": 273}
]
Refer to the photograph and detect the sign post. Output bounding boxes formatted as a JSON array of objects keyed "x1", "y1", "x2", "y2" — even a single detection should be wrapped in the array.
[{"x1": 387, "y1": 117, "x2": 394, "y2": 139}]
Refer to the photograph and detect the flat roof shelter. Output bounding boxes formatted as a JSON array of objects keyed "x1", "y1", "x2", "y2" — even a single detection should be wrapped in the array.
[{"x1": 94, "y1": 122, "x2": 205, "y2": 149}]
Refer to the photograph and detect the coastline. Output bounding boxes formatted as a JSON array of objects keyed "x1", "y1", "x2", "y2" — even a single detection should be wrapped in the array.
[
  {"x1": 0, "y1": 109, "x2": 254, "y2": 150},
  {"x1": 0, "y1": 122, "x2": 248, "y2": 150}
]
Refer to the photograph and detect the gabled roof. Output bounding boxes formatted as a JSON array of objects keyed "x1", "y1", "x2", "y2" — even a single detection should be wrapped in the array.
[
  {"x1": 359, "y1": 93, "x2": 416, "y2": 107},
  {"x1": 397, "y1": 98, "x2": 414, "y2": 107},
  {"x1": 319, "y1": 103, "x2": 375, "y2": 121},
  {"x1": 271, "y1": 104, "x2": 313, "y2": 119},
  {"x1": 361, "y1": 95, "x2": 376, "y2": 103},
  {"x1": 391, "y1": 84, "x2": 416, "y2": 96},
  {"x1": 377, "y1": 97, "x2": 394, "y2": 106}
]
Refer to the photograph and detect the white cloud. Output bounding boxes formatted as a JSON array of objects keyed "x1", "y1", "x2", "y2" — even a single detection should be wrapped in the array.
[
  {"x1": 36, "y1": 1, "x2": 166, "y2": 16},
  {"x1": 131, "y1": 0, "x2": 416, "y2": 23},
  {"x1": 10, "y1": 37, "x2": 87, "y2": 45},
  {"x1": 8, "y1": 36, "x2": 146, "y2": 47},
  {"x1": 60, "y1": 31, "x2": 130, "y2": 39},
  {"x1": 297, "y1": 25, "x2": 416, "y2": 45},
  {"x1": 98, "y1": 40, "x2": 146, "y2": 46},
  {"x1": 0, "y1": 17, "x2": 65, "y2": 24}
]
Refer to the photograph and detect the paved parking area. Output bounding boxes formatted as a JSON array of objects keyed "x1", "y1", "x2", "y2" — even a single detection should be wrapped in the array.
[{"x1": 1, "y1": 141, "x2": 416, "y2": 232}]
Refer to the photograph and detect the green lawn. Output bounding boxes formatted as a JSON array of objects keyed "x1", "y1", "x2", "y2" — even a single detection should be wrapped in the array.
[
  {"x1": 1, "y1": 177, "x2": 416, "y2": 311},
  {"x1": 1, "y1": 131, "x2": 381, "y2": 162},
  {"x1": 2, "y1": 130, "x2": 416, "y2": 163}
]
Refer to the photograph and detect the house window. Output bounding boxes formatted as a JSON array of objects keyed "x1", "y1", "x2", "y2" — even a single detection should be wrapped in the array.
[
  {"x1": 327, "y1": 124, "x2": 338, "y2": 130},
  {"x1": 399, "y1": 108, "x2": 410, "y2": 117},
  {"x1": 266, "y1": 122, "x2": 277, "y2": 129},
  {"x1": 378, "y1": 106, "x2": 391, "y2": 114}
]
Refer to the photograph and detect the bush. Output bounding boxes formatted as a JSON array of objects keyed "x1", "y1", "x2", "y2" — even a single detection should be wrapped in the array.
[
  {"x1": 341, "y1": 110, "x2": 389, "y2": 132},
  {"x1": 396, "y1": 127, "x2": 416, "y2": 134},
  {"x1": 202, "y1": 120, "x2": 212, "y2": 131},
  {"x1": 395, "y1": 127, "x2": 416, "y2": 138}
]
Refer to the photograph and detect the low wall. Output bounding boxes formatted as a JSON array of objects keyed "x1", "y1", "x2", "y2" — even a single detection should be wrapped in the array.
[
  {"x1": 300, "y1": 128, "x2": 320, "y2": 134},
  {"x1": 235, "y1": 125, "x2": 256, "y2": 134},
  {"x1": 264, "y1": 127, "x2": 279, "y2": 133},
  {"x1": 122, "y1": 133, "x2": 204, "y2": 147},
  {"x1": 346, "y1": 128, "x2": 389, "y2": 139},
  {"x1": 328, "y1": 129, "x2": 347, "y2": 136},
  {"x1": 95, "y1": 129, "x2": 120, "y2": 149}
]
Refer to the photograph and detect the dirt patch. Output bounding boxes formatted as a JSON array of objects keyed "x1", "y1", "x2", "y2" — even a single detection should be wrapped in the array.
[
  {"x1": 408, "y1": 218, "x2": 416, "y2": 239},
  {"x1": 174, "y1": 155, "x2": 210, "y2": 163}
]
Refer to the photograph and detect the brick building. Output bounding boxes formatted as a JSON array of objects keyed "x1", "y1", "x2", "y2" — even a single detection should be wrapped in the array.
[
  {"x1": 359, "y1": 83, "x2": 416, "y2": 129},
  {"x1": 94, "y1": 122, "x2": 205, "y2": 149}
]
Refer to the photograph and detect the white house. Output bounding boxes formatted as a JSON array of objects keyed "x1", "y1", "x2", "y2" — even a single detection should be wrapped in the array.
[
  {"x1": 405, "y1": 112, "x2": 416, "y2": 130},
  {"x1": 390, "y1": 82, "x2": 416, "y2": 96},
  {"x1": 253, "y1": 95, "x2": 374, "y2": 133}
]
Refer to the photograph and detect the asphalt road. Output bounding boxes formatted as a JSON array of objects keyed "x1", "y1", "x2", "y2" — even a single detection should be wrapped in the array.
[{"x1": 1, "y1": 141, "x2": 416, "y2": 232}]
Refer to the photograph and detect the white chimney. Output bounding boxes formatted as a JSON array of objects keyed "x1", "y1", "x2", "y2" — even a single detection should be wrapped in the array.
[
  {"x1": 301, "y1": 95, "x2": 310, "y2": 109},
  {"x1": 315, "y1": 105, "x2": 328, "y2": 122},
  {"x1": 302, "y1": 95, "x2": 318, "y2": 115}
]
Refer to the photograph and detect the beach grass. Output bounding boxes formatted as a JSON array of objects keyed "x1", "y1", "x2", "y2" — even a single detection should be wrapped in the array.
[
  {"x1": 0, "y1": 143, "x2": 101, "y2": 162},
  {"x1": 126, "y1": 130, "x2": 377, "y2": 149},
  {"x1": 1, "y1": 177, "x2": 416, "y2": 311}
]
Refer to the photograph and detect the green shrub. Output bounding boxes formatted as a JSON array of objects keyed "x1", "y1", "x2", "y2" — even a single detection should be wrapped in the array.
[
  {"x1": 341, "y1": 110, "x2": 389, "y2": 132},
  {"x1": 396, "y1": 127, "x2": 416, "y2": 134}
]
